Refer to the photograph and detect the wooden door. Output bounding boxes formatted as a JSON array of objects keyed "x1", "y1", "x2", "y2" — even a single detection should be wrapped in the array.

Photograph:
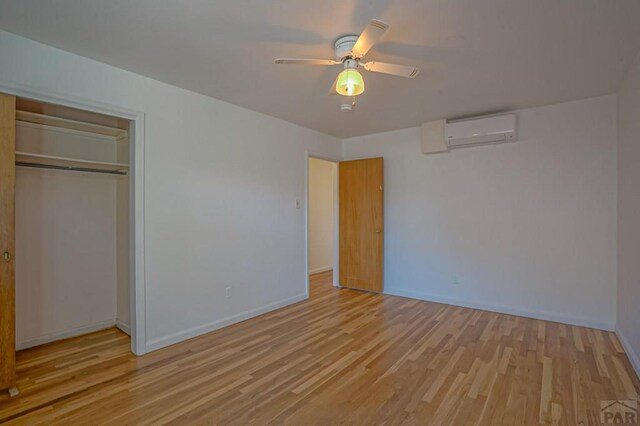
[
  {"x1": 339, "y1": 157, "x2": 384, "y2": 292},
  {"x1": 0, "y1": 93, "x2": 16, "y2": 391}
]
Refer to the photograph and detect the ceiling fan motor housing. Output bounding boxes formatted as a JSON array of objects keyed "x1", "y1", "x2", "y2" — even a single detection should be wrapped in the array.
[
  {"x1": 334, "y1": 35, "x2": 359, "y2": 60},
  {"x1": 343, "y1": 58, "x2": 358, "y2": 69}
]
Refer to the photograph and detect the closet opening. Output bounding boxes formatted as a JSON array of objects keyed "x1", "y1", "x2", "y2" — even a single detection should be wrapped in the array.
[{"x1": 14, "y1": 97, "x2": 133, "y2": 352}]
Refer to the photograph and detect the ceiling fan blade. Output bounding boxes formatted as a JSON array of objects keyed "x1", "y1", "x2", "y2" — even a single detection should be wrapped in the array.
[
  {"x1": 275, "y1": 58, "x2": 340, "y2": 65},
  {"x1": 362, "y1": 61, "x2": 420, "y2": 78},
  {"x1": 351, "y1": 19, "x2": 389, "y2": 58},
  {"x1": 328, "y1": 74, "x2": 339, "y2": 95}
]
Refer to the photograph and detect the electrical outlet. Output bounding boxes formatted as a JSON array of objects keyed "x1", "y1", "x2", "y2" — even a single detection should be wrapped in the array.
[
  {"x1": 295, "y1": 199, "x2": 301, "y2": 209},
  {"x1": 225, "y1": 286, "x2": 232, "y2": 299}
]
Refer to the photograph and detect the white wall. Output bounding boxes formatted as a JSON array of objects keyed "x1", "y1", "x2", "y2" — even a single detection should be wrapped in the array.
[
  {"x1": 308, "y1": 158, "x2": 335, "y2": 274},
  {"x1": 616, "y1": 51, "x2": 640, "y2": 375},
  {"x1": 343, "y1": 95, "x2": 618, "y2": 330},
  {"x1": 0, "y1": 30, "x2": 341, "y2": 351},
  {"x1": 15, "y1": 167, "x2": 118, "y2": 349}
]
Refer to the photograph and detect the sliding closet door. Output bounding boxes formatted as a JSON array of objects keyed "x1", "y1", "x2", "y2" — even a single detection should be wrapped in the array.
[{"x1": 0, "y1": 93, "x2": 16, "y2": 391}]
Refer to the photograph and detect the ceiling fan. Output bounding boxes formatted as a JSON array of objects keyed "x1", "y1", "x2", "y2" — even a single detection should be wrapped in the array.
[{"x1": 275, "y1": 19, "x2": 420, "y2": 99}]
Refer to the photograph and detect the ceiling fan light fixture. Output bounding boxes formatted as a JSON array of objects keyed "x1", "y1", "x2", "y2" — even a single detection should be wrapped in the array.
[
  {"x1": 274, "y1": 19, "x2": 419, "y2": 99},
  {"x1": 336, "y1": 68, "x2": 365, "y2": 97}
]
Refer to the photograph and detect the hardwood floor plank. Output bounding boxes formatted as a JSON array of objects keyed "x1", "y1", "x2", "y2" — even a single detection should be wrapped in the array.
[{"x1": 0, "y1": 270, "x2": 638, "y2": 424}]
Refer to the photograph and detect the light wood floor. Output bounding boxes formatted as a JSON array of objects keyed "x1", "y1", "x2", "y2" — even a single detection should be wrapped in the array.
[{"x1": 1, "y1": 270, "x2": 638, "y2": 425}]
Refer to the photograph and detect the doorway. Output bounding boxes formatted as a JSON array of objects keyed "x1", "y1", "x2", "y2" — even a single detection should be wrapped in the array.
[
  {"x1": 306, "y1": 154, "x2": 339, "y2": 295},
  {"x1": 305, "y1": 154, "x2": 385, "y2": 296},
  {"x1": 307, "y1": 157, "x2": 338, "y2": 292}
]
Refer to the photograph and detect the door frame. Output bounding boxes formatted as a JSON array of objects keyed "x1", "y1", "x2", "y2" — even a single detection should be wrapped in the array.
[
  {"x1": 304, "y1": 151, "x2": 341, "y2": 296},
  {"x1": 0, "y1": 81, "x2": 147, "y2": 356}
]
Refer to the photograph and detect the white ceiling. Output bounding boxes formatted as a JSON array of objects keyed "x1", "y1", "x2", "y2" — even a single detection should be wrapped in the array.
[{"x1": 1, "y1": 0, "x2": 639, "y2": 138}]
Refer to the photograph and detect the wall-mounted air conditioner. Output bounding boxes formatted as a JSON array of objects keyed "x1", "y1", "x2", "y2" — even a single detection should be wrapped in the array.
[
  {"x1": 421, "y1": 113, "x2": 518, "y2": 154},
  {"x1": 445, "y1": 114, "x2": 517, "y2": 149}
]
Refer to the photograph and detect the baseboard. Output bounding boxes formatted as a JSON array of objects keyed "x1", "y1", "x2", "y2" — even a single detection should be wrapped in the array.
[
  {"x1": 616, "y1": 328, "x2": 640, "y2": 380},
  {"x1": 309, "y1": 266, "x2": 333, "y2": 275},
  {"x1": 115, "y1": 319, "x2": 131, "y2": 336},
  {"x1": 145, "y1": 293, "x2": 308, "y2": 352},
  {"x1": 16, "y1": 320, "x2": 116, "y2": 350},
  {"x1": 384, "y1": 287, "x2": 615, "y2": 331}
]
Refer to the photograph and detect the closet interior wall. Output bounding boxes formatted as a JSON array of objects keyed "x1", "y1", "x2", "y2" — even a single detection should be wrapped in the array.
[{"x1": 116, "y1": 130, "x2": 130, "y2": 333}]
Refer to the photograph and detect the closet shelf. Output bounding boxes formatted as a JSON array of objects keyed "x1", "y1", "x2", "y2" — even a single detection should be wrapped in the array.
[
  {"x1": 16, "y1": 110, "x2": 128, "y2": 139},
  {"x1": 16, "y1": 152, "x2": 129, "y2": 173}
]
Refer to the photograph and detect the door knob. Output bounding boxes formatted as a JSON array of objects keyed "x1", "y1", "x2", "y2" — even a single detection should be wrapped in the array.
[
  {"x1": 375, "y1": 229, "x2": 382, "y2": 234},
  {"x1": 3, "y1": 251, "x2": 9, "y2": 261}
]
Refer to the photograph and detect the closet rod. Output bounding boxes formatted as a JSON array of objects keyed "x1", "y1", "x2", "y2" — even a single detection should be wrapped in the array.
[{"x1": 16, "y1": 162, "x2": 128, "y2": 175}]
